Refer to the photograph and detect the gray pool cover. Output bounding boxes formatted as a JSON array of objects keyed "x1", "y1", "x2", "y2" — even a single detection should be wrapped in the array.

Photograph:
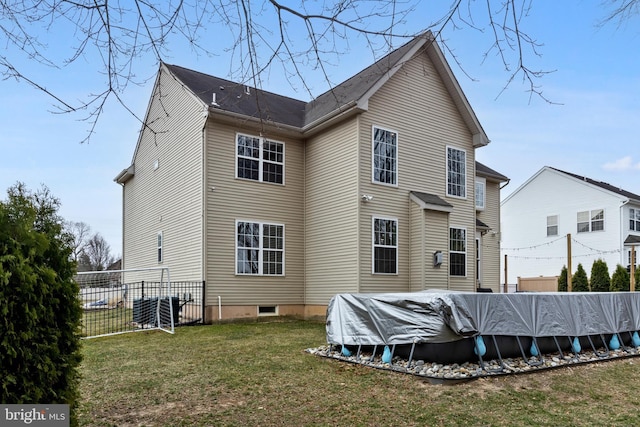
[{"x1": 326, "y1": 290, "x2": 640, "y2": 346}]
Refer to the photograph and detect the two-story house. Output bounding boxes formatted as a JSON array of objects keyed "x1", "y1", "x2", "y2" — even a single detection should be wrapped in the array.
[
  {"x1": 500, "y1": 166, "x2": 640, "y2": 284},
  {"x1": 114, "y1": 33, "x2": 508, "y2": 321}
]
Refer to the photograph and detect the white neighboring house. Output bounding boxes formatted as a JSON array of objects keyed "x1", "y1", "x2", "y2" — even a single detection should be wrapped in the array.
[{"x1": 500, "y1": 166, "x2": 640, "y2": 284}]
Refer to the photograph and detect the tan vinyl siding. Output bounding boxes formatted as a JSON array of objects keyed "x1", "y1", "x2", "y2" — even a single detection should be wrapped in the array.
[
  {"x1": 358, "y1": 50, "x2": 477, "y2": 294},
  {"x1": 409, "y1": 201, "x2": 424, "y2": 291},
  {"x1": 204, "y1": 121, "x2": 304, "y2": 306},
  {"x1": 424, "y1": 210, "x2": 450, "y2": 290},
  {"x1": 123, "y1": 66, "x2": 203, "y2": 282},
  {"x1": 409, "y1": 204, "x2": 450, "y2": 290},
  {"x1": 304, "y1": 119, "x2": 360, "y2": 304},
  {"x1": 477, "y1": 180, "x2": 502, "y2": 291}
]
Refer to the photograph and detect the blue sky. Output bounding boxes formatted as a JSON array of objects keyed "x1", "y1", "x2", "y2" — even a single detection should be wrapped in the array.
[{"x1": 1, "y1": 1, "x2": 639, "y2": 254}]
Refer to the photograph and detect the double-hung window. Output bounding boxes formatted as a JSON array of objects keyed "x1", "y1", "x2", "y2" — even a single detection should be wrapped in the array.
[
  {"x1": 372, "y1": 126, "x2": 398, "y2": 185},
  {"x1": 236, "y1": 133, "x2": 284, "y2": 184},
  {"x1": 372, "y1": 217, "x2": 398, "y2": 274},
  {"x1": 547, "y1": 215, "x2": 558, "y2": 237},
  {"x1": 449, "y1": 227, "x2": 466, "y2": 276},
  {"x1": 236, "y1": 221, "x2": 284, "y2": 275},
  {"x1": 447, "y1": 147, "x2": 466, "y2": 198},
  {"x1": 631, "y1": 208, "x2": 640, "y2": 231},
  {"x1": 577, "y1": 209, "x2": 604, "y2": 233},
  {"x1": 475, "y1": 178, "x2": 485, "y2": 210},
  {"x1": 157, "y1": 231, "x2": 163, "y2": 263}
]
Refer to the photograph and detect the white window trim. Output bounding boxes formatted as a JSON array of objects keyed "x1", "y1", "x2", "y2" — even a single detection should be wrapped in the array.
[
  {"x1": 547, "y1": 214, "x2": 559, "y2": 237},
  {"x1": 475, "y1": 178, "x2": 486, "y2": 210},
  {"x1": 446, "y1": 146, "x2": 467, "y2": 199},
  {"x1": 235, "y1": 133, "x2": 285, "y2": 185},
  {"x1": 371, "y1": 125, "x2": 399, "y2": 187},
  {"x1": 630, "y1": 208, "x2": 640, "y2": 231},
  {"x1": 577, "y1": 209, "x2": 605, "y2": 233},
  {"x1": 371, "y1": 216, "x2": 399, "y2": 275},
  {"x1": 235, "y1": 220, "x2": 285, "y2": 276},
  {"x1": 449, "y1": 226, "x2": 467, "y2": 277},
  {"x1": 157, "y1": 231, "x2": 163, "y2": 264}
]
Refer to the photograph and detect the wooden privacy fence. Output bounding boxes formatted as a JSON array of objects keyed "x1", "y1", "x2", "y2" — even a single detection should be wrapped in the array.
[{"x1": 517, "y1": 276, "x2": 559, "y2": 292}]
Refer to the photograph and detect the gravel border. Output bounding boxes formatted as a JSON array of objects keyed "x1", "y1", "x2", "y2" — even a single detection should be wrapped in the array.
[{"x1": 306, "y1": 344, "x2": 640, "y2": 383}]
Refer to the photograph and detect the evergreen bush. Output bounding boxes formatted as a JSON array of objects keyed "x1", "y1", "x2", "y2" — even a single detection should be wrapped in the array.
[
  {"x1": 610, "y1": 264, "x2": 630, "y2": 292},
  {"x1": 557, "y1": 265, "x2": 568, "y2": 292},
  {"x1": 0, "y1": 184, "x2": 82, "y2": 426},
  {"x1": 571, "y1": 263, "x2": 589, "y2": 292},
  {"x1": 590, "y1": 259, "x2": 610, "y2": 292}
]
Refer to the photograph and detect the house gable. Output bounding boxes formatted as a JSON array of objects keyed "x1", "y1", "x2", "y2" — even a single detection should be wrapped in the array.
[
  {"x1": 500, "y1": 165, "x2": 639, "y2": 282},
  {"x1": 117, "y1": 64, "x2": 206, "y2": 280}
]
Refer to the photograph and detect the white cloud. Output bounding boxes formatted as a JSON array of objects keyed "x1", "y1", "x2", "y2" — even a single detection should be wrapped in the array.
[{"x1": 602, "y1": 156, "x2": 640, "y2": 171}]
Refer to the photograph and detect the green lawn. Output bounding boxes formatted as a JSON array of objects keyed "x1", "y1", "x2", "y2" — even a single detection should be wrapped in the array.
[{"x1": 78, "y1": 319, "x2": 640, "y2": 426}]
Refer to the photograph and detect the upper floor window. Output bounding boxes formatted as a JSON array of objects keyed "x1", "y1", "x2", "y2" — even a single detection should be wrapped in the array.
[
  {"x1": 475, "y1": 178, "x2": 485, "y2": 210},
  {"x1": 236, "y1": 133, "x2": 284, "y2": 184},
  {"x1": 631, "y1": 208, "x2": 640, "y2": 231},
  {"x1": 372, "y1": 126, "x2": 397, "y2": 186},
  {"x1": 449, "y1": 227, "x2": 466, "y2": 276},
  {"x1": 447, "y1": 147, "x2": 466, "y2": 198},
  {"x1": 157, "y1": 231, "x2": 163, "y2": 263},
  {"x1": 577, "y1": 209, "x2": 604, "y2": 233},
  {"x1": 236, "y1": 221, "x2": 284, "y2": 275},
  {"x1": 547, "y1": 215, "x2": 558, "y2": 237},
  {"x1": 372, "y1": 217, "x2": 398, "y2": 274}
]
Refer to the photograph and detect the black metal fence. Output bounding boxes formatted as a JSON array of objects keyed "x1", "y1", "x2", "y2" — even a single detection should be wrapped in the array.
[{"x1": 79, "y1": 280, "x2": 205, "y2": 338}]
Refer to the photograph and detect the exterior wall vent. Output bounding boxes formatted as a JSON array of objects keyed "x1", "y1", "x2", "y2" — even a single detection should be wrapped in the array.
[{"x1": 258, "y1": 305, "x2": 278, "y2": 316}]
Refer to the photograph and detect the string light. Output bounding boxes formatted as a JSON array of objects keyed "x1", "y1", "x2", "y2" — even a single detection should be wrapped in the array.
[
  {"x1": 475, "y1": 234, "x2": 625, "y2": 261},
  {"x1": 500, "y1": 235, "x2": 566, "y2": 252}
]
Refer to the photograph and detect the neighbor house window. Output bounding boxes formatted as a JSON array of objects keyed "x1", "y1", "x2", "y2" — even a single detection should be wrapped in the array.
[
  {"x1": 449, "y1": 227, "x2": 466, "y2": 276},
  {"x1": 475, "y1": 178, "x2": 485, "y2": 210},
  {"x1": 372, "y1": 126, "x2": 398, "y2": 186},
  {"x1": 372, "y1": 217, "x2": 398, "y2": 274},
  {"x1": 157, "y1": 231, "x2": 163, "y2": 263},
  {"x1": 236, "y1": 133, "x2": 284, "y2": 184},
  {"x1": 236, "y1": 221, "x2": 284, "y2": 275},
  {"x1": 577, "y1": 209, "x2": 604, "y2": 233},
  {"x1": 547, "y1": 215, "x2": 558, "y2": 237},
  {"x1": 631, "y1": 208, "x2": 640, "y2": 231},
  {"x1": 447, "y1": 147, "x2": 466, "y2": 198}
]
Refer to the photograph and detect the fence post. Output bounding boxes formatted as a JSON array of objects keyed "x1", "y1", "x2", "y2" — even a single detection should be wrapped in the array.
[
  {"x1": 567, "y1": 234, "x2": 572, "y2": 292},
  {"x1": 202, "y1": 280, "x2": 206, "y2": 324}
]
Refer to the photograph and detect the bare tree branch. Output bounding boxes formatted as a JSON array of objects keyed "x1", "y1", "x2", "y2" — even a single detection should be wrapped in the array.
[{"x1": 6, "y1": 0, "x2": 633, "y2": 138}]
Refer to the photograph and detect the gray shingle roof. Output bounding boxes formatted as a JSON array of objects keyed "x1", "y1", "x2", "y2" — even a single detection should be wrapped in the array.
[
  {"x1": 476, "y1": 161, "x2": 508, "y2": 182},
  {"x1": 550, "y1": 167, "x2": 640, "y2": 202},
  {"x1": 165, "y1": 65, "x2": 307, "y2": 128},
  {"x1": 164, "y1": 34, "x2": 431, "y2": 130},
  {"x1": 410, "y1": 191, "x2": 453, "y2": 209}
]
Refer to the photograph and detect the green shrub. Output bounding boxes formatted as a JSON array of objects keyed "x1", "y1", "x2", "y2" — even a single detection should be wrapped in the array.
[
  {"x1": 590, "y1": 259, "x2": 610, "y2": 292},
  {"x1": 0, "y1": 184, "x2": 82, "y2": 426},
  {"x1": 557, "y1": 265, "x2": 568, "y2": 292},
  {"x1": 610, "y1": 264, "x2": 630, "y2": 292},
  {"x1": 571, "y1": 263, "x2": 589, "y2": 292}
]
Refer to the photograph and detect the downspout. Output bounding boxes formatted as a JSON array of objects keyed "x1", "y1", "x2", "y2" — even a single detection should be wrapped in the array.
[
  {"x1": 119, "y1": 181, "x2": 125, "y2": 270},
  {"x1": 201, "y1": 107, "x2": 209, "y2": 322},
  {"x1": 303, "y1": 135, "x2": 307, "y2": 316}
]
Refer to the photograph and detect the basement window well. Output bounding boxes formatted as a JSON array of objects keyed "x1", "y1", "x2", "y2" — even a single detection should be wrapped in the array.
[{"x1": 258, "y1": 305, "x2": 278, "y2": 316}]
